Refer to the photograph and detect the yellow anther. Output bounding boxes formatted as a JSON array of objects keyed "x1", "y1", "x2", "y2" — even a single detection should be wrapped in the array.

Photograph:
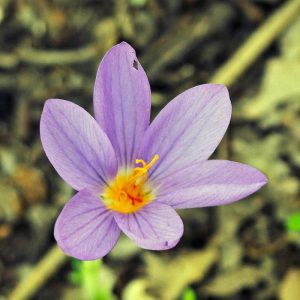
[
  {"x1": 135, "y1": 159, "x2": 147, "y2": 168},
  {"x1": 136, "y1": 154, "x2": 159, "y2": 170},
  {"x1": 130, "y1": 155, "x2": 159, "y2": 183}
]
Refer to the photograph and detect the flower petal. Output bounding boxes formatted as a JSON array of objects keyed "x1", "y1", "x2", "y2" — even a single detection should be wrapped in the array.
[
  {"x1": 139, "y1": 84, "x2": 231, "y2": 182},
  {"x1": 40, "y1": 99, "x2": 117, "y2": 190},
  {"x1": 54, "y1": 189, "x2": 120, "y2": 260},
  {"x1": 113, "y1": 202, "x2": 183, "y2": 250},
  {"x1": 157, "y1": 160, "x2": 268, "y2": 208},
  {"x1": 93, "y1": 42, "x2": 151, "y2": 167}
]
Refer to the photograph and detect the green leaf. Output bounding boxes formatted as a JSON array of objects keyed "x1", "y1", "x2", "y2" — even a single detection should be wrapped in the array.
[
  {"x1": 182, "y1": 287, "x2": 197, "y2": 300},
  {"x1": 286, "y1": 212, "x2": 300, "y2": 232}
]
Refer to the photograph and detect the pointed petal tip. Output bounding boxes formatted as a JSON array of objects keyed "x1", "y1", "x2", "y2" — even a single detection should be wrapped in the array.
[
  {"x1": 258, "y1": 171, "x2": 268, "y2": 187},
  {"x1": 108, "y1": 41, "x2": 136, "y2": 55},
  {"x1": 246, "y1": 164, "x2": 268, "y2": 187},
  {"x1": 204, "y1": 83, "x2": 227, "y2": 89},
  {"x1": 40, "y1": 99, "x2": 62, "y2": 133},
  {"x1": 200, "y1": 83, "x2": 231, "y2": 108},
  {"x1": 119, "y1": 40, "x2": 133, "y2": 48},
  {"x1": 41, "y1": 99, "x2": 70, "y2": 115},
  {"x1": 41, "y1": 99, "x2": 53, "y2": 114},
  {"x1": 43, "y1": 98, "x2": 63, "y2": 106},
  {"x1": 200, "y1": 83, "x2": 228, "y2": 92}
]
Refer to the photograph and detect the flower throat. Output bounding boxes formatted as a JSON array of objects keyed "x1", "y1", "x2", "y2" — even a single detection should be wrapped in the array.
[{"x1": 102, "y1": 155, "x2": 159, "y2": 213}]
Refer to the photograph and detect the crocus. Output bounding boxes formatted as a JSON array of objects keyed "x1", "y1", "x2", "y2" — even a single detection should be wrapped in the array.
[{"x1": 40, "y1": 42, "x2": 267, "y2": 260}]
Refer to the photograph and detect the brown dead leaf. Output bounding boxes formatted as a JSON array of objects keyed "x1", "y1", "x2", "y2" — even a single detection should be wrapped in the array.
[
  {"x1": 203, "y1": 265, "x2": 266, "y2": 297},
  {"x1": 144, "y1": 247, "x2": 218, "y2": 300},
  {"x1": 12, "y1": 165, "x2": 47, "y2": 205}
]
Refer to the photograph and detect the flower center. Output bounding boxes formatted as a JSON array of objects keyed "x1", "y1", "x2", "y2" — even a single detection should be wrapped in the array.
[{"x1": 101, "y1": 155, "x2": 159, "y2": 214}]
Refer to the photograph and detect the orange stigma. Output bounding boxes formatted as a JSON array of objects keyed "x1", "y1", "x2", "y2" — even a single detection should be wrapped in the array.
[{"x1": 101, "y1": 155, "x2": 159, "y2": 213}]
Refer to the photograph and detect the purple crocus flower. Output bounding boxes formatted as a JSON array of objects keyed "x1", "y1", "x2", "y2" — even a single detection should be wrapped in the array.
[{"x1": 40, "y1": 42, "x2": 267, "y2": 260}]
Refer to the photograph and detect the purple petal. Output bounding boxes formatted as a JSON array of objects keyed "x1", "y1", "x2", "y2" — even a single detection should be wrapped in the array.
[
  {"x1": 93, "y1": 42, "x2": 151, "y2": 167},
  {"x1": 113, "y1": 202, "x2": 183, "y2": 250},
  {"x1": 139, "y1": 84, "x2": 231, "y2": 182},
  {"x1": 54, "y1": 189, "x2": 120, "y2": 260},
  {"x1": 157, "y1": 160, "x2": 268, "y2": 208},
  {"x1": 40, "y1": 99, "x2": 117, "y2": 191}
]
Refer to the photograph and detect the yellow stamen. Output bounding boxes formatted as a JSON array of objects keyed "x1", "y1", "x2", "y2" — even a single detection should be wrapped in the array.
[
  {"x1": 130, "y1": 154, "x2": 159, "y2": 183},
  {"x1": 101, "y1": 155, "x2": 159, "y2": 214}
]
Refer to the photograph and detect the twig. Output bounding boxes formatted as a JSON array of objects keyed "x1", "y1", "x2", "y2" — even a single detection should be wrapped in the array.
[
  {"x1": 8, "y1": 246, "x2": 67, "y2": 300},
  {"x1": 210, "y1": 0, "x2": 300, "y2": 87},
  {"x1": 14, "y1": 97, "x2": 29, "y2": 140},
  {"x1": 7, "y1": 1, "x2": 300, "y2": 300},
  {"x1": 0, "y1": 44, "x2": 100, "y2": 69},
  {"x1": 233, "y1": 0, "x2": 264, "y2": 22}
]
